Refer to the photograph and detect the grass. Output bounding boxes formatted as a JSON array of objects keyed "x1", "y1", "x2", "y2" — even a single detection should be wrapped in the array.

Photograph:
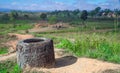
[
  {"x1": 14, "y1": 24, "x2": 33, "y2": 30},
  {"x1": 35, "y1": 28, "x2": 120, "y2": 64},
  {"x1": 0, "y1": 61, "x2": 22, "y2": 73},
  {"x1": 0, "y1": 47, "x2": 8, "y2": 55},
  {"x1": 0, "y1": 20, "x2": 34, "y2": 35},
  {"x1": 56, "y1": 33, "x2": 120, "y2": 64}
]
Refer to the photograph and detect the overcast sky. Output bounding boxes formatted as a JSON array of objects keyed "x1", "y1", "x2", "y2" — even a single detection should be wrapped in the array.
[{"x1": 0, "y1": 0, "x2": 120, "y2": 11}]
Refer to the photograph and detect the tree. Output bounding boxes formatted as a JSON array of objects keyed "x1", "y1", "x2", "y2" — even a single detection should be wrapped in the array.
[
  {"x1": 40, "y1": 13, "x2": 47, "y2": 20},
  {"x1": 10, "y1": 11, "x2": 18, "y2": 20},
  {"x1": 89, "y1": 10, "x2": 96, "y2": 17},
  {"x1": 103, "y1": 9, "x2": 112, "y2": 16},
  {"x1": 89, "y1": 7, "x2": 101, "y2": 17},
  {"x1": 10, "y1": 11, "x2": 19, "y2": 21},
  {"x1": 48, "y1": 16, "x2": 57, "y2": 24},
  {"x1": 95, "y1": 7, "x2": 101, "y2": 14},
  {"x1": 2, "y1": 13, "x2": 10, "y2": 21},
  {"x1": 73, "y1": 9, "x2": 80, "y2": 15},
  {"x1": 114, "y1": 9, "x2": 120, "y2": 16},
  {"x1": 24, "y1": 14, "x2": 29, "y2": 19},
  {"x1": 80, "y1": 10, "x2": 88, "y2": 25},
  {"x1": 114, "y1": 9, "x2": 120, "y2": 30},
  {"x1": 9, "y1": 11, "x2": 19, "y2": 28}
]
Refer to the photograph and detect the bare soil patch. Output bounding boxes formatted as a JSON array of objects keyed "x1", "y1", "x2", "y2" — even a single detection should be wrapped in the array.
[
  {"x1": 30, "y1": 23, "x2": 71, "y2": 33},
  {"x1": 6, "y1": 33, "x2": 34, "y2": 50}
]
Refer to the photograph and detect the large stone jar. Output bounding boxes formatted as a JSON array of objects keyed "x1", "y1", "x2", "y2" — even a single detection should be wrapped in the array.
[{"x1": 16, "y1": 38, "x2": 55, "y2": 69}]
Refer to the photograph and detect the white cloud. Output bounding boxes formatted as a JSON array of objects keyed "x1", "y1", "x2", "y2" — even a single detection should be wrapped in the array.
[
  {"x1": 31, "y1": 4, "x2": 38, "y2": 7},
  {"x1": 11, "y1": 2, "x2": 18, "y2": 5}
]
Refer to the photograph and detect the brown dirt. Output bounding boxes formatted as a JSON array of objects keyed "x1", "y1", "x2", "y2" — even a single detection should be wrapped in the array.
[
  {"x1": 0, "y1": 33, "x2": 34, "y2": 62},
  {"x1": 0, "y1": 33, "x2": 34, "y2": 61},
  {"x1": 24, "y1": 49, "x2": 120, "y2": 73},
  {"x1": 29, "y1": 23, "x2": 71, "y2": 33},
  {"x1": 6, "y1": 33, "x2": 34, "y2": 50},
  {"x1": 0, "y1": 52, "x2": 16, "y2": 61},
  {"x1": 34, "y1": 23, "x2": 48, "y2": 29}
]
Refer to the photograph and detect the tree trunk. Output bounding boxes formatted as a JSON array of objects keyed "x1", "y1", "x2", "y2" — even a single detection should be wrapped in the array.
[{"x1": 16, "y1": 38, "x2": 55, "y2": 69}]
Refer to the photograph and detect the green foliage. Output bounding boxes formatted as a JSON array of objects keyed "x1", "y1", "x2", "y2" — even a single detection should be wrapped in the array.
[
  {"x1": 40, "y1": 13, "x2": 47, "y2": 20},
  {"x1": 24, "y1": 14, "x2": 29, "y2": 19},
  {"x1": 48, "y1": 16, "x2": 57, "y2": 24},
  {"x1": 2, "y1": 14, "x2": 10, "y2": 21},
  {"x1": 0, "y1": 47, "x2": 8, "y2": 54},
  {"x1": 10, "y1": 11, "x2": 19, "y2": 21},
  {"x1": 73, "y1": 9, "x2": 80, "y2": 15},
  {"x1": 94, "y1": 7, "x2": 101, "y2": 15},
  {"x1": 103, "y1": 9, "x2": 112, "y2": 16},
  {"x1": 56, "y1": 33, "x2": 120, "y2": 63},
  {"x1": 89, "y1": 10, "x2": 96, "y2": 17},
  {"x1": 69, "y1": 21, "x2": 81, "y2": 25},
  {"x1": 14, "y1": 24, "x2": 33, "y2": 30},
  {"x1": 0, "y1": 20, "x2": 33, "y2": 34},
  {"x1": 0, "y1": 61, "x2": 22, "y2": 73},
  {"x1": 80, "y1": 10, "x2": 88, "y2": 25}
]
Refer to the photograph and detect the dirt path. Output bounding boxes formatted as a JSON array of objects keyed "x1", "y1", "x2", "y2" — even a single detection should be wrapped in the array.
[
  {"x1": 6, "y1": 33, "x2": 34, "y2": 50},
  {"x1": 0, "y1": 33, "x2": 34, "y2": 62},
  {"x1": 31, "y1": 58, "x2": 120, "y2": 73},
  {"x1": 0, "y1": 53, "x2": 16, "y2": 61}
]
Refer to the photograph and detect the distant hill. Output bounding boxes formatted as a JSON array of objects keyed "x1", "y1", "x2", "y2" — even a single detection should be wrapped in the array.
[
  {"x1": 0, "y1": 8, "x2": 51, "y2": 12},
  {"x1": 0, "y1": 8, "x2": 12, "y2": 12}
]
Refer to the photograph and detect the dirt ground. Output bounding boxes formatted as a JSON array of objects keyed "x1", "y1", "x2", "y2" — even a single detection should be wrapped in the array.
[
  {"x1": 6, "y1": 33, "x2": 34, "y2": 50},
  {"x1": 24, "y1": 49, "x2": 120, "y2": 73},
  {"x1": 29, "y1": 23, "x2": 72, "y2": 33},
  {"x1": 0, "y1": 33, "x2": 120, "y2": 73}
]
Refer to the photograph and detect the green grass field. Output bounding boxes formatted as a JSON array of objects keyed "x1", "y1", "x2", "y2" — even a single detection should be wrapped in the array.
[{"x1": 0, "y1": 20, "x2": 34, "y2": 35}]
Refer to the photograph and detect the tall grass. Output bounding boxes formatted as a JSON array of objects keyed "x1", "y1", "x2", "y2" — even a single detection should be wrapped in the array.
[
  {"x1": 0, "y1": 47, "x2": 8, "y2": 54},
  {"x1": 0, "y1": 61, "x2": 22, "y2": 73},
  {"x1": 56, "y1": 33, "x2": 120, "y2": 63}
]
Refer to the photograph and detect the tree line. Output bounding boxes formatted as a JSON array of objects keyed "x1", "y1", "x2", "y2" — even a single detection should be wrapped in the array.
[{"x1": 0, "y1": 7, "x2": 120, "y2": 24}]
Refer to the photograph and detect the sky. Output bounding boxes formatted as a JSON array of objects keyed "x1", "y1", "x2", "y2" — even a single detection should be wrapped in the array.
[{"x1": 0, "y1": 0, "x2": 120, "y2": 11}]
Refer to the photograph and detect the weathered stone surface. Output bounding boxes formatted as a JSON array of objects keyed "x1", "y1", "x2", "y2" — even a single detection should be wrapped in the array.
[{"x1": 16, "y1": 38, "x2": 55, "y2": 69}]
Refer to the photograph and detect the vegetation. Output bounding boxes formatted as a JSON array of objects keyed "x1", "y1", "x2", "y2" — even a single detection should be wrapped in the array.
[
  {"x1": 48, "y1": 15, "x2": 57, "y2": 24},
  {"x1": 40, "y1": 13, "x2": 47, "y2": 20},
  {"x1": 80, "y1": 10, "x2": 88, "y2": 25},
  {"x1": 0, "y1": 20, "x2": 33, "y2": 35},
  {"x1": 56, "y1": 33, "x2": 120, "y2": 63},
  {"x1": 0, "y1": 47, "x2": 8, "y2": 54},
  {"x1": 0, "y1": 61, "x2": 22, "y2": 73}
]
